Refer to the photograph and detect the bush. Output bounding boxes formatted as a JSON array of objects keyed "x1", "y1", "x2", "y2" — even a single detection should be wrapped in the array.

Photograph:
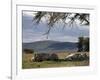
[{"x1": 23, "y1": 49, "x2": 34, "y2": 54}]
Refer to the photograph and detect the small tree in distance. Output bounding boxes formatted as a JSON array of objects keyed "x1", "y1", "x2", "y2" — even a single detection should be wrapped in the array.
[
  {"x1": 77, "y1": 37, "x2": 84, "y2": 52},
  {"x1": 84, "y1": 37, "x2": 89, "y2": 51},
  {"x1": 77, "y1": 37, "x2": 89, "y2": 52}
]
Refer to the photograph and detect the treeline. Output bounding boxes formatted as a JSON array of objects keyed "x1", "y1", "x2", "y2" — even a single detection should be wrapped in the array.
[
  {"x1": 23, "y1": 49, "x2": 34, "y2": 54},
  {"x1": 77, "y1": 37, "x2": 89, "y2": 52}
]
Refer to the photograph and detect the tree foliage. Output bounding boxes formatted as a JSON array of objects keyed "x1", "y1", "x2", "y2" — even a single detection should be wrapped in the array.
[
  {"x1": 33, "y1": 12, "x2": 89, "y2": 38},
  {"x1": 77, "y1": 37, "x2": 84, "y2": 52},
  {"x1": 83, "y1": 37, "x2": 89, "y2": 51},
  {"x1": 77, "y1": 37, "x2": 89, "y2": 52}
]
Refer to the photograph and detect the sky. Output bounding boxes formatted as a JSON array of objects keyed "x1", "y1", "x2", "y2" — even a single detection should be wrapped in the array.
[{"x1": 22, "y1": 11, "x2": 89, "y2": 43}]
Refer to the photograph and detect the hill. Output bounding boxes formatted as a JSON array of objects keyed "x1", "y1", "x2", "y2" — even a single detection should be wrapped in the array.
[{"x1": 22, "y1": 40, "x2": 78, "y2": 53}]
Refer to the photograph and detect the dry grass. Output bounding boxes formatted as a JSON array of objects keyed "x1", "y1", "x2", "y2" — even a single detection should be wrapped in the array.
[{"x1": 22, "y1": 52, "x2": 89, "y2": 69}]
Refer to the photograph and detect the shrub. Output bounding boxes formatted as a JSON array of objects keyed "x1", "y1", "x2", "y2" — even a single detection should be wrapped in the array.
[{"x1": 23, "y1": 49, "x2": 34, "y2": 54}]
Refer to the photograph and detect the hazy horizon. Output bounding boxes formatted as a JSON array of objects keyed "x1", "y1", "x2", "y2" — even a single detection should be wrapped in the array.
[{"x1": 22, "y1": 39, "x2": 80, "y2": 43}]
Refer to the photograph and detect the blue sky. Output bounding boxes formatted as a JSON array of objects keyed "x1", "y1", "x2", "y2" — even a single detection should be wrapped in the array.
[{"x1": 22, "y1": 11, "x2": 89, "y2": 43}]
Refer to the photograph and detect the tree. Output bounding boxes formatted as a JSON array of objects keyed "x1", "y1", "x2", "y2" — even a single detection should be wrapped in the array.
[
  {"x1": 77, "y1": 37, "x2": 89, "y2": 52},
  {"x1": 33, "y1": 12, "x2": 89, "y2": 38},
  {"x1": 77, "y1": 37, "x2": 84, "y2": 52},
  {"x1": 84, "y1": 37, "x2": 89, "y2": 51}
]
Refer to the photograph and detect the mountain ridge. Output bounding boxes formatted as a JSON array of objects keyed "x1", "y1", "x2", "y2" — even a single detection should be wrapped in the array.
[{"x1": 22, "y1": 40, "x2": 78, "y2": 53}]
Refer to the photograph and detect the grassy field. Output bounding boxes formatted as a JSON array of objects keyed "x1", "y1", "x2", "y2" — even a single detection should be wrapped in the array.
[{"x1": 22, "y1": 52, "x2": 89, "y2": 69}]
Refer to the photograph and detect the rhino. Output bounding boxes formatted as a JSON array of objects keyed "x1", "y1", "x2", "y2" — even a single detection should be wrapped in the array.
[
  {"x1": 49, "y1": 53, "x2": 58, "y2": 61},
  {"x1": 65, "y1": 53, "x2": 88, "y2": 61},
  {"x1": 31, "y1": 53, "x2": 58, "y2": 62}
]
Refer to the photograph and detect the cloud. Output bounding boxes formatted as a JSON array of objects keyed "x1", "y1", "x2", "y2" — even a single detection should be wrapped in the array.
[{"x1": 22, "y1": 11, "x2": 89, "y2": 43}]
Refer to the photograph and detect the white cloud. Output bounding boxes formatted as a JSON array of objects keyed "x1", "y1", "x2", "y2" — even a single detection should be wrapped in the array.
[
  {"x1": 22, "y1": 11, "x2": 89, "y2": 43},
  {"x1": 23, "y1": 11, "x2": 37, "y2": 17}
]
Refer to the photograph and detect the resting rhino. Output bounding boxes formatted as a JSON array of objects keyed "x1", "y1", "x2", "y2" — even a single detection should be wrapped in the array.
[
  {"x1": 65, "y1": 53, "x2": 88, "y2": 61},
  {"x1": 49, "y1": 53, "x2": 58, "y2": 61},
  {"x1": 31, "y1": 53, "x2": 58, "y2": 62},
  {"x1": 33, "y1": 53, "x2": 50, "y2": 62},
  {"x1": 31, "y1": 56, "x2": 35, "y2": 62}
]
